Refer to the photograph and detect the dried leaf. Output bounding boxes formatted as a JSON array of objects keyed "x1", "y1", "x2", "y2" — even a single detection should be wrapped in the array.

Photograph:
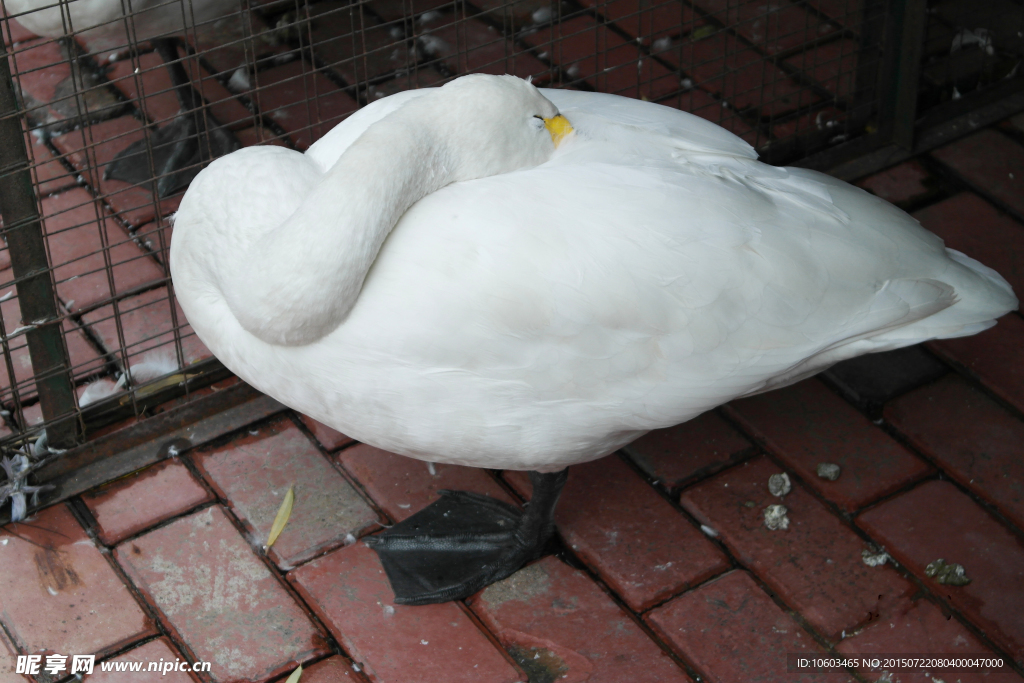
[
  {"x1": 284, "y1": 664, "x2": 302, "y2": 683},
  {"x1": 267, "y1": 485, "x2": 295, "y2": 548}
]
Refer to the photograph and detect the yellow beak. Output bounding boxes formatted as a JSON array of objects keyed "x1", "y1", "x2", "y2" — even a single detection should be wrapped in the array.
[{"x1": 544, "y1": 115, "x2": 573, "y2": 148}]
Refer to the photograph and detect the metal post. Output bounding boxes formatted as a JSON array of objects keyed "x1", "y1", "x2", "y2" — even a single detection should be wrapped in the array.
[
  {"x1": 872, "y1": 0, "x2": 928, "y2": 150},
  {"x1": 0, "y1": 47, "x2": 79, "y2": 448},
  {"x1": 889, "y1": 0, "x2": 927, "y2": 150}
]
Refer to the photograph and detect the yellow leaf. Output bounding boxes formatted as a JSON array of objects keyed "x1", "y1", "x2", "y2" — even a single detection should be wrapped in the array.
[
  {"x1": 267, "y1": 485, "x2": 295, "y2": 548},
  {"x1": 284, "y1": 664, "x2": 302, "y2": 683},
  {"x1": 691, "y1": 25, "x2": 716, "y2": 40}
]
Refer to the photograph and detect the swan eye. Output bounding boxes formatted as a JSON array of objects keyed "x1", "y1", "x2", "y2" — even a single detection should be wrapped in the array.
[{"x1": 530, "y1": 115, "x2": 546, "y2": 130}]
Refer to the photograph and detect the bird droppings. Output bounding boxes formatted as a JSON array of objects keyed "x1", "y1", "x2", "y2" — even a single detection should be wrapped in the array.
[
  {"x1": 343, "y1": 533, "x2": 357, "y2": 546},
  {"x1": 861, "y1": 545, "x2": 889, "y2": 567},
  {"x1": 382, "y1": 604, "x2": 395, "y2": 617},
  {"x1": 507, "y1": 644, "x2": 570, "y2": 683},
  {"x1": 925, "y1": 559, "x2": 972, "y2": 586},
  {"x1": 763, "y1": 504, "x2": 789, "y2": 530},
  {"x1": 700, "y1": 524, "x2": 719, "y2": 538},
  {"x1": 768, "y1": 473, "x2": 791, "y2": 497},
  {"x1": 817, "y1": 463, "x2": 841, "y2": 480}
]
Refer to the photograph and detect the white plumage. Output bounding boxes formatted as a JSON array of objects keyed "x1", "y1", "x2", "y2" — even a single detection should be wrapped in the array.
[
  {"x1": 170, "y1": 75, "x2": 1017, "y2": 472},
  {"x1": 6, "y1": 0, "x2": 237, "y2": 47}
]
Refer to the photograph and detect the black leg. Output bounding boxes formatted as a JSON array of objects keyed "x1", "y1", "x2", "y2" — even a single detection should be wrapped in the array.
[
  {"x1": 365, "y1": 468, "x2": 569, "y2": 605},
  {"x1": 105, "y1": 38, "x2": 240, "y2": 197}
]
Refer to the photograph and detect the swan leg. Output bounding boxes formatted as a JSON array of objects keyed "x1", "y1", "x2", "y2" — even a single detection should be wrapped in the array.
[
  {"x1": 105, "y1": 38, "x2": 240, "y2": 197},
  {"x1": 365, "y1": 468, "x2": 568, "y2": 605}
]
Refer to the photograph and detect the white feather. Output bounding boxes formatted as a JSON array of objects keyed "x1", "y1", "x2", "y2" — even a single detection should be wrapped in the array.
[
  {"x1": 170, "y1": 75, "x2": 1018, "y2": 473},
  {"x1": 79, "y1": 378, "x2": 121, "y2": 407},
  {"x1": 127, "y1": 348, "x2": 180, "y2": 385}
]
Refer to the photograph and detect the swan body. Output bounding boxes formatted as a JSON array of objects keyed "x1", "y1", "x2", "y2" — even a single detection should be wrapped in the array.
[
  {"x1": 171, "y1": 75, "x2": 1018, "y2": 472},
  {"x1": 6, "y1": 0, "x2": 237, "y2": 46}
]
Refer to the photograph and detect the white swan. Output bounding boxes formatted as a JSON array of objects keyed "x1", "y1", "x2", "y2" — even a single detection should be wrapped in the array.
[
  {"x1": 6, "y1": 0, "x2": 237, "y2": 48},
  {"x1": 8, "y1": 0, "x2": 241, "y2": 195},
  {"x1": 170, "y1": 74, "x2": 1017, "y2": 604}
]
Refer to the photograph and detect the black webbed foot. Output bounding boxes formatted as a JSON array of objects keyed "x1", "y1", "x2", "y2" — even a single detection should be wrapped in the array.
[
  {"x1": 105, "y1": 116, "x2": 239, "y2": 197},
  {"x1": 104, "y1": 37, "x2": 241, "y2": 198},
  {"x1": 365, "y1": 468, "x2": 568, "y2": 606}
]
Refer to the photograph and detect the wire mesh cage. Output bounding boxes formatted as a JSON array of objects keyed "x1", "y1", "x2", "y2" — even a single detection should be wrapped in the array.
[{"x1": 0, "y1": 0, "x2": 1021, "y2": 458}]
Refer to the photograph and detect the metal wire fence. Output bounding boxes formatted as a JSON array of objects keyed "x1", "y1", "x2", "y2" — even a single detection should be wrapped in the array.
[{"x1": 0, "y1": 0, "x2": 1021, "y2": 453}]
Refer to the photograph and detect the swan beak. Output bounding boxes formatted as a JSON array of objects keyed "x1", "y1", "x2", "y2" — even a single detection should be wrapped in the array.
[{"x1": 544, "y1": 115, "x2": 573, "y2": 148}]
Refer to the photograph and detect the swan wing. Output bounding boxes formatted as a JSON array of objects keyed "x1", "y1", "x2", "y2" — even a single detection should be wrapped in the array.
[
  {"x1": 304, "y1": 86, "x2": 757, "y2": 172},
  {"x1": 320, "y1": 144, "x2": 1012, "y2": 463},
  {"x1": 543, "y1": 89, "x2": 758, "y2": 159}
]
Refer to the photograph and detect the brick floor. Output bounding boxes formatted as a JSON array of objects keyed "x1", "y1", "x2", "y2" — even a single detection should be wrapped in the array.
[
  {"x1": 821, "y1": 345, "x2": 948, "y2": 413},
  {"x1": 504, "y1": 457, "x2": 730, "y2": 612},
  {"x1": 914, "y1": 193, "x2": 1024, "y2": 299},
  {"x1": 82, "y1": 285, "x2": 210, "y2": 368},
  {"x1": 25, "y1": 132, "x2": 78, "y2": 196},
  {"x1": 668, "y1": 32, "x2": 818, "y2": 115},
  {"x1": 106, "y1": 50, "x2": 252, "y2": 132},
  {"x1": 469, "y1": 555, "x2": 693, "y2": 682},
  {"x1": 337, "y1": 443, "x2": 515, "y2": 522},
  {"x1": 857, "y1": 480, "x2": 1024, "y2": 665},
  {"x1": 690, "y1": 0, "x2": 837, "y2": 56},
  {"x1": 884, "y1": 374, "x2": 1024, "y2": 531},
  {"x1": 251, "y1": 62, "x2": 358, "y2": 150},
  {"x1": 0, "y1": 283, "x2": 105, "y2": 402},
  {"x1": 0, "y1": 624, "x2": 26, "y2": 683},
  {"x1": 836, "y1": 599, "x2": 1024, "y2": 683},
  {"x1": 726, "y1": 379, "x2": 932, "y2": 512},
  {"x1": 307, "y1": 1, "x2": 412, "y2": 86},
  {"x1": 0, "y1": 503, "x2": 156, "y2": 657},
  {"x1": 856, "y1": 158, "x2": 943, "y2": 208},
  {"x1": 783, "y1": 38, "x2": 857, "y2": 99},
  {"x1": 931, "y1": 129, "x2": 1024, "y2": 219},
  {"x1": 622, "y1": 411, "x2": 752, "y2": 492},
  {"x1": 40, "y1": 188, "x2": 166, "y2": 311},
  {"x1": 576, "y1": 0, "x2": 697, "y2": 45},
  {"x1": 193, "y1": 416, "x2": 379, "y2": 567},
  {"x1": 647, "y1": 569, "x2": 853, "y2": 683},
  {"x1": 681, "y1": 456, "x2": 916, "y2": 640},
  {"x1": 929, "y1": 313, "x2": 1024, "y2": 416},
  {"x1": 521, "y1": 16, "x2": 680, "y2": 99},
  {"x1": 116, "y1": 505, "x2": 330, "y2": 683},
  {"x1": 88, "y1": 638, "x2": 201, "y2": 683},
  {"x1": 290, "y1": 541, "x2": 524, "y2": 683},
  {"x1": 81, "y1": 458, "x2": 213, "y2": 545},
  {"x1": 423, "y1": 17, "x2": 549, "y2": 81},
  {"x1": 298, "y1": 414, "x2": 355, "y2": 451},
  {"x1": 300, "y1": 656, "x2": 362, "y2": 682},
  {"x1": 8, "y1": 39, "x2": 73, "y2": 123}
]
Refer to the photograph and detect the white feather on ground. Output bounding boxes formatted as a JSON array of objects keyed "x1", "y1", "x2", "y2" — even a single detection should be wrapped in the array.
[{"x1": 79, "y1": 350, "x2": 180, "y2": 407}]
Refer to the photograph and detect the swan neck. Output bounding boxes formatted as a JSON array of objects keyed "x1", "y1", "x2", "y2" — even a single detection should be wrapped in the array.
[{"x1": 230, "y1": 115, "x2": 455, "y2": 346}]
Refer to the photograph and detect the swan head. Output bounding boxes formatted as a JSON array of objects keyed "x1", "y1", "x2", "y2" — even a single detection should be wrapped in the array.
[
  {"x1": 172, "y1": 75, "x2": 575, "y2": 349},
  {"x1": 389, "y1": 74, "x2": 573, "y2": 182}
]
